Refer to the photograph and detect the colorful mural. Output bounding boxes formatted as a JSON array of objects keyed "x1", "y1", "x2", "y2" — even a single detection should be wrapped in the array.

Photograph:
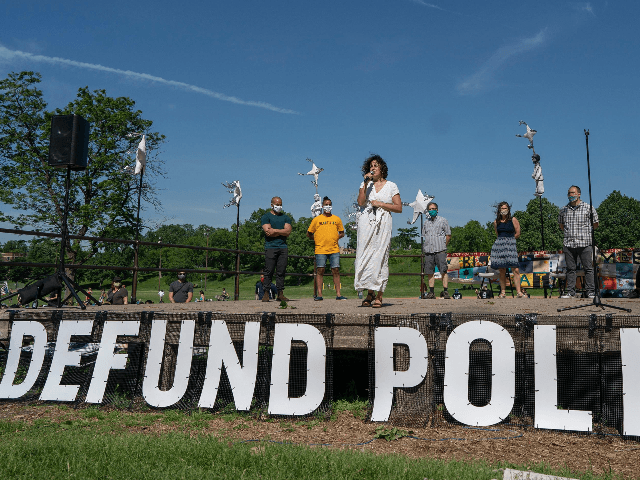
[{"x1": 441, "y1": 249, "x2": 639, "y2": 296}]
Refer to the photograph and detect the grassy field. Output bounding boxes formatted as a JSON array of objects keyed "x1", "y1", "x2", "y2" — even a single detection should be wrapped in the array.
[
  {"x1": 121, "y1": 254, "x2": 547, "y2": 303},
  {"x1": 0, "y1": 404, "x2": 623, "y2": 480},
  {"x1": 3, "y1": 253, "x2": 548, "y2": 305}
]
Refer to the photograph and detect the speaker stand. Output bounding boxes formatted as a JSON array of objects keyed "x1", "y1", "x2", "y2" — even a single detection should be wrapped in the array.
[
  {"x1": 14, "y1": 166, "x2": 101, "y2": 310},
  {"x1": 558, "y1": 130, "x2": 631, "y2": 313}
]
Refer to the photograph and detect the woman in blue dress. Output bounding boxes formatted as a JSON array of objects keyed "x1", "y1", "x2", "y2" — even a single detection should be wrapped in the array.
[{"x1": 490, "y1": 202, "x2": 525, "y2": 298}]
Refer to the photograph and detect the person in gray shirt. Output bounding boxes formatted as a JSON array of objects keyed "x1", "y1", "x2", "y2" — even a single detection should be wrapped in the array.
[
  {"x1": 169, "y1": 270, "x2": 194, "y2": 303},
  {"x1": 421, "y1": 202, "x2": 451, "y2": 299}
]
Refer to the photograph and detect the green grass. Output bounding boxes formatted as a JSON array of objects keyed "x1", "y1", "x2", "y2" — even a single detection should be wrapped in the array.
[
  {"x1": 126, "y1": 255, "x2": 550, "y2": 302},
  {"x1": 0, "y1": 407, "x2": 622, "y2": 480},
  {"x1": 7, "y1": 254, "x2": 549, "y2": 306}
]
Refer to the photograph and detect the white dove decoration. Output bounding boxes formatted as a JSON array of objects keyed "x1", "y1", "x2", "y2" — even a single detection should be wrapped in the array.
[
  {"x1": 407, "y1": 190, "x2": 435, "y2": 224},
  {"x1": 222, "y1": 180, "x2": 242, "y2": 208},
  {"x1": 516, "y1": 121, "x2": 537, "y2": 151},
  {"x1": 134, "y1": 135, "x2": 146, "y2": 174},
  {"x1": 298, "y1": 158, "x2": 324, "y2": 188}
]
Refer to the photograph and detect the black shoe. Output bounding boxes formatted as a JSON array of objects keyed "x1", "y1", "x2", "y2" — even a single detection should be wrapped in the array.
[{"x1": 314, "y1": 296, "x2": 323, "y2": 301}]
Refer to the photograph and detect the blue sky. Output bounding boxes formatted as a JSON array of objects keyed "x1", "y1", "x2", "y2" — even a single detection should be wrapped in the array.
[{"x1": 1, "y1": 1, "x2": 638, "y2": 245}]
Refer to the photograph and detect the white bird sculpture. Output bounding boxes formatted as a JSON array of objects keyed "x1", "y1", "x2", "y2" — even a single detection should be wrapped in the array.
[
  {"x1": 310, "y1": 193, "x2": 323, "y2": 217},
  {"x1": 407, "y1": 190, "x2": 435, "y2": 224},
  {"x1": 222, "y1": 180, "x2": 242, "y2": 208},
  {"x1": 298, "y1": 158, "x2": 324, "y2": 190},
  {"x1": 347, "y1": 202, "x2": 360, "y2": 230},
  {"x1": 516, "y1": 121, "x2": 537, "y2": 151}
]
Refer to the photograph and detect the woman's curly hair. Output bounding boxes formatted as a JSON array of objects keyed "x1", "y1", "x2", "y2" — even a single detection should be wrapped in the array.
[{"x1": 361, "y1": 154, "x2": 388, "y2": 179}]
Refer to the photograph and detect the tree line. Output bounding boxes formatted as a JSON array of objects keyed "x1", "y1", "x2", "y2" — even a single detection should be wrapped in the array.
[{"x1": 2, "y1": 191, "x2": 639, "y2": 287}]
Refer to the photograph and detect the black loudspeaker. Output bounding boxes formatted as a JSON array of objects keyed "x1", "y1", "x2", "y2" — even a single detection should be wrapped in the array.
[
  {"x1": 48, "y1": 114, "x2": 90, "y2": 170},
  {"x1": 17, "y1": 275, "x2": 62, "y2": 304}
]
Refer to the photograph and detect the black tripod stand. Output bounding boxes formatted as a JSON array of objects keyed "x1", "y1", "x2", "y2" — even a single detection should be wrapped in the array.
[
  {"x1": 0, "y1": 166, "x2": 100, "y2": 310},
  {"x1": 558, "y1": 130, "x2": 630, "y2": 313},
  {"x1": 51, "y1": 165, "x2": 101, "y2": 310}
]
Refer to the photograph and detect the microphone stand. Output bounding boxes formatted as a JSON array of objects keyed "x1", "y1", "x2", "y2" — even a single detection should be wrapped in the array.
[{"x1": 558, "y1": 130, "x2": 630, "y2": 313}]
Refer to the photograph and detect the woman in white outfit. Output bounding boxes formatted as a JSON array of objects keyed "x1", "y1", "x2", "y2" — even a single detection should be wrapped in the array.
[{"x1": 354, "y1": 154, "x2": 402, "y2": 308}]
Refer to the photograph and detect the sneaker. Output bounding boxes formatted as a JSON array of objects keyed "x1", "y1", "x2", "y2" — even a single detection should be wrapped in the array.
[
  {"x1": 442, "y1": 291, "x2": 450, "y2": 299},
  {"x1": 560, "y1": 293, "x2": 575, "y2": 299},
  {"x1": 335, "y1": 296, "x2": 348, "y2": 300},
  {"x1": 588, "y1": 292, "x2": 596, "y2": 298},
  {"x1": 425, "y1": 292, "x2": 436, "y2": 299},
  {"x1": 314, "y1": 296, "x2": 323, "y2": 301}
]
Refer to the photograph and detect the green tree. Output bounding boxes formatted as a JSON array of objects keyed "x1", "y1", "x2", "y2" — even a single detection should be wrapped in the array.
[
  {"x1": 513, "y1": 198, "x2": 563, "y2": 252},
  {"x1": 0, "y1": 240, "x2": 30, "y2": 284},
  {"x1": 447, "y1": 220, "x2": 494, "y2": 254},
  {"x1": 25, "y1": 237, "x2": 60, "y2": 280},
  {"x1": 0, "y1": 71, "x2": 165, "y2": 281},
  {"x1": 390, "y1": 226, "x2": 420, "y2": 251},
  {"x1": 595, "y1": 190, "x2": 640, "y2": 249},
  {"x1": 237, "y1": 209, "x2": 314, "y2": 284},
  {"x1": 344, "y1": 222, "x2": 357, "y2": 250}
]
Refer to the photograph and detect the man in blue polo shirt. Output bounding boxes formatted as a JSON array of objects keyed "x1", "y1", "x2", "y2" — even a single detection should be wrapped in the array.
[{"x1": 261, "y1": 196, "x2": 292, "y2": 302}]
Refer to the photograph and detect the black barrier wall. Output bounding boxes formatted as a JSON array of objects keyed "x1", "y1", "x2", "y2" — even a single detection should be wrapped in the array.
[{"x1": 1, "y1": 310, "x2": 639, "y2": 437}]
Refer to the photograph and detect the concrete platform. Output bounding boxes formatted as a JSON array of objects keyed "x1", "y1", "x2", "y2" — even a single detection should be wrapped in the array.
[
  {"x1": 14, "y1": 295, "x2": 636, "y2": 314},
  {"x1": 2, "y1": 296, "x2": 638, "y2": 350}
]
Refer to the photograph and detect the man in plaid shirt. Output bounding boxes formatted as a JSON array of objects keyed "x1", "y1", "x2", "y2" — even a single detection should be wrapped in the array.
[{"x1": 558, "y1": 185, "x2": 599, "y2": 298}]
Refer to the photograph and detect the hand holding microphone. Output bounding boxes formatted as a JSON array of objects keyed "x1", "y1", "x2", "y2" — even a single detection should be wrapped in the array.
[{"x1": 364, "y1": 170, "x2": 373, "y2": 183}]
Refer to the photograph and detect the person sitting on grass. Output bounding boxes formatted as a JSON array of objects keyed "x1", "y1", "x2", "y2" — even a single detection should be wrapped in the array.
[{"x1": 255, "y1": 275, "x2": 277, "y2": 300}]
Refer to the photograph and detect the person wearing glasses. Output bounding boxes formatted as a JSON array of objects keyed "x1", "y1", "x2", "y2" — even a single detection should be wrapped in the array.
[{"x1": 558, "y1": 185, "x2": 599, "y2": 298}]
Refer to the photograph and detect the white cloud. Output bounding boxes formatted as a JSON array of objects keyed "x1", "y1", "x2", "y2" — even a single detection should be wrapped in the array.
[
  {"x1": 457, "y1": 29, "x2": 548, "y2": 95},
  {"x1": 0, "y1": 45, "x2": 299, "y2": 115},
  {"x1": 410, "y1": 0, "x2": 446, "y2": 11},
  {"x1": 409, "y1": 0, "x2": 461, "y2": 15},
  {"x1": 572, "y1": 2, "x2": 596, "y2": 17}
]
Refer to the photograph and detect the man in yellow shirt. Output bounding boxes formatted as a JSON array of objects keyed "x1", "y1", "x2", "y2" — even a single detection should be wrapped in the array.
[{"x1": 307, "y1": 197, "x2": 347, "y2": 300}]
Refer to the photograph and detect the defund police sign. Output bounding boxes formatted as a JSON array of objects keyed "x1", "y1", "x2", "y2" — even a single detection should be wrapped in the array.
[{"x1": 2, "y1": 319, "x2": 640, "y2": 435}]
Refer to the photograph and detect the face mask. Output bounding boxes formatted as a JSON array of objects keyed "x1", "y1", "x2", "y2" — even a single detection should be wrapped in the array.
[
  {"x1": 323, "y1": 205, "x2": 332, "y2": 213},
  {"x1": 568, "y1": 195, "x2": 578, "y2": 202},
  {"x1": 500, "y1": 210, "x2": 508, "y2": 216},
  {"x1": 272, "y1": 205, "x2": 283, "y2": 213},
  {"x1": 113, "y1": 282, "x2": 121, "y2": 288},
  {"x1": 428, "y1": 210, "x2": 437, "y2": 218},
  {"x1": 178, "y1": 274, "x2": 186, "y2": 281}
]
